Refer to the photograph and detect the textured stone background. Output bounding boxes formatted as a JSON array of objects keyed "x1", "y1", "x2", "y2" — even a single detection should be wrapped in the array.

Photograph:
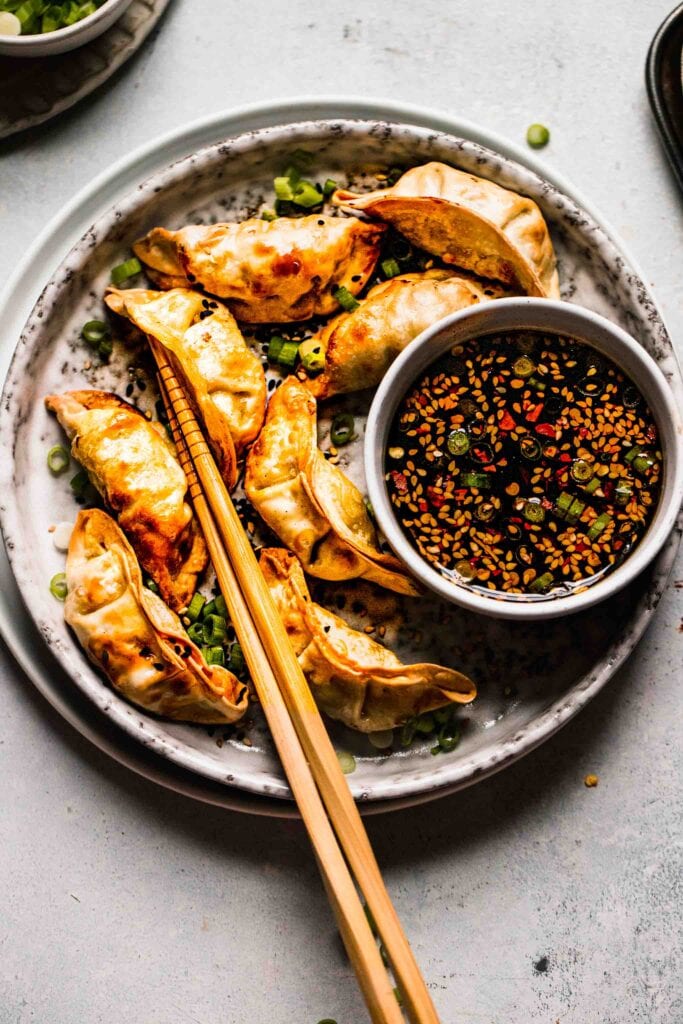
[{"x1": 1, "y1": 2, "x2": 682, "y2": 1022}]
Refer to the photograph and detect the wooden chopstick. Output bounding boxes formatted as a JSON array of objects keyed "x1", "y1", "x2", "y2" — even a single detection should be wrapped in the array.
[
  {"x1": 155, "y1": 350, "x2": 403, "y2": 1024},
  {"x1": 151, "y1": 338, "x2": 440, "y2": 1024}
]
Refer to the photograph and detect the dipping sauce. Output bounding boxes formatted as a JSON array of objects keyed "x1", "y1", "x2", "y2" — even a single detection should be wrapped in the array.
[{"x1": 385, "y1": 331, "x2": 663, "y2": 600}]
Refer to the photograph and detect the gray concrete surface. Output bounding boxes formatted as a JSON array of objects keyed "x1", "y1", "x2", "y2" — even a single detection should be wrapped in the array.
[{"x1": 1, "y1": 2, "x2": 682, "y2": 1022}]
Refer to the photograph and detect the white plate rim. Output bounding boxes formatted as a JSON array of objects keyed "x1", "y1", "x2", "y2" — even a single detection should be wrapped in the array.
[{"x1": 0, "y1": 96, "x2": 680, "y2": 811}]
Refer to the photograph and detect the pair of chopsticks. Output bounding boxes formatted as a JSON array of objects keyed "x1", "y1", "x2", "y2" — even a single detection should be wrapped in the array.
[{"x1": 150, "y1": 336, "x2": 441, "y2": 1024}]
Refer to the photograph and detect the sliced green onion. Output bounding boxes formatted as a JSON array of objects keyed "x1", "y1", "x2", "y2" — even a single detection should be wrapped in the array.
[
  {"x1": 587, "y1": 513, "x2": 612, "y2": 541},
  {"x1": 47, "y1": 444, "x2": 69, "y2": 476},
  {"x1": 185, "y1": 593, "x2": 206, "y2": 622},
  {"x1": 330, "y1": 413, "x2": 355, "y2": 446},
  {"x1": 461, "y1": 471, "x2": 491, "y2": 489},
  {"x1": 333, "y1": 285, "x2": 360, "y2": 312},
  {"x1": 111, "y1": 257, "x2": 142, "y2": 286},
  {"x1": 523, "y1": 500, "x2": 545, "y2": 524},
  {"x1": 615, "y1": 483, "x2": 633, "y2": 506},
  {"x1": 381, "y1": 257, "x2": 401, "y2": 279},
  {"x1": 414, "y1": 713, "x2": 435, "y2": 735},
  {"x1": 454, "y1": 559, "x2": 477, "y2": 580},
  {"x1": 81, "y1": 319, "x2": 110, "y2": 346},
  {"x1": 513, "y1": 355, "x2": 536, "y2": 379},
  {"x1": 447, "y1": 429, "x2": 470, "y2": 456},
  {"x1": 49, "y1": 572, "x2": 68, "y2": 600},
  {"x1": 530, "y1": 571, "x2": 554, "y2": 593},
  {"x1": 555, "y1": 491, "x2": 573, "y2": 517},
  {"x1": 187, "y1": 622, "x2": 206, "y2": 645},
  {"x1": 526, "y1": 123, "x2": 550, "y2": 148},
  {"x1": 336, "y1": 750, "x2": 356, "y2": 775},
  {"x1": 624, "y1": 445, "x2": 641, "y2": 464},
  {"x1": 633, "y1": 454, "x2": 655, "y2": 475},
  {"x1": 292, "y1": 180, "x2": 323, "y2": 208},
  {"x1": 571, "y1": 459, "x2": 594, "y2": 483},
  {"x1": 528, "y1": 375, "x2": 546, "y2": 391},
  {"x1": 431, "y1": 720, "x2": 461, "y2": 755},
  {"x1": 214, "y1": 594, "x2": 228, "y2": 618},
  {"x1": 583, "y1": 476, "x2": 601, "y2": 495},
  {"x1": 368, "y1": 729, "x2": 394, "y2": 750},
  {"x1": 273, "y1": 176, "x2": 295, "y2": 201},
  {"x1": 289, "y1": 148, "x2": 314, "y2": 168},
  {"x1": 322, "y1": 178, "x2": 338, "y2": 197},
  {"x1": 228, "y1": 642, "x2": 245, "y2": 675},
  {"x1": 400, "y1": 719, "x2": 417, "y2": 747},
  {"x1": 204, "y1": 614, "x2": 228, "y2": 645},
  {"x1": 277, "y1": 340, "x2": 300, "y2": 368},
  {"x1": 97, "y1": 336, "x2": 113, "y2": 361},
  {"x1": 204, "y1": 646, "x2": 225, "y2": 667},
  {"x1": 283, "y1": 164, "x2": 302, "y2": 186},
  {"x1": 201, "y1": 598, "x2": 217, "y2": 619},
  {"x1": 267, "y1": 335, "x2": 285, "y2": 362},
  {"x1": 520, "y1": 436, "x2": 542, "y2": 461},
  {"x1": 69, "y1": 469, "x2": 89, "y2": 499},
  {"x1": 298, "y1": 338, "x2": 326, "y2": 373},
  {"x1": 565, "y1": 497, "x2": 586, "y2": 525},
  {"x1": 475, "y1": 501, "x2": 496, "y2": 522},
  {"x1": 143, "y1": 577, "x2": 159, "y2": 594},
  {"x1": 260, "y1": 208, "x2": 277, "y2": 221}
]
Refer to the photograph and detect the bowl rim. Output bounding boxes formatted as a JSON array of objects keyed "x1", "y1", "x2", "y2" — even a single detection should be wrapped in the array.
[
  {"x1": 0, "y1": 0, "x2": 123, "y2": 45},
  {"x1": 365, "y1": 297, "x2": 683, "y2": 621}
]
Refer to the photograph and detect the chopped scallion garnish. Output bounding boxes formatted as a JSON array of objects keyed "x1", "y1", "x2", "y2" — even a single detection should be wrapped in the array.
[
  {"x1": 336, "y1": 750, "x2": 356, "y2": 775},
  {"x1": 381, "y1": 257, "x2": 401, "y2": 279},
  {"x1": 277, "y1": 340, "x2": 300, "y2": 369},
  {"x1": 186, "y1": 593, "x2": 206, "y2": 622},
  {"x1": 204, "y1": 614, "x2": 228, "y2": 645},
  {"x1": 111, "y1": 256, "x2": 142, "y2": 286},
  {"x1": 69, "y1": 469, "x2": 89, "y2": 499},
  {"x1": 332, "y1": 285, "x2": 360, "y2": 312},
  {"x1": 81, "y1": 320, "x2": 110, "y2": 347},
  {"x1": 330, "y1": 413, "x2": 355, "y2": 446},
  {"x1": 298, "y1": 337, "x2": 326, "y2": 373},
  {"x1": 49, "y1": 572, "x2": 68, "y2": 600},
  {"x1": 47, "y1": 444, "x2": 70, "y2": 476}
]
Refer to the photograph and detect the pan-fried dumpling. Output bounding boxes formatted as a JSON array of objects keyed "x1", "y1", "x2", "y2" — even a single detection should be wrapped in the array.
[
  {"x1": 307, "y1": 269, "x2": 503, "y2": 399},
  {"x1": 65, "y1": 509, "x2": 247, "y2": 724},
  {"x1": 245, "y1": 377, "x2": 418, "y2": 595},
  {"x1": 105, "y1": 287, "x2": 267, "y2": 488},
  {"x1": 333, "y1": 162, "x2": 559, "y2": 298},
  {"x1": 45, "y1": 389, "x2": 206, "y2": 611},
  {"x1": 133, "y1": 215, "x2": 386, "y2": 323},
  {"x1": 261, "y1": 548, "x2": 475, "y2": 731}
]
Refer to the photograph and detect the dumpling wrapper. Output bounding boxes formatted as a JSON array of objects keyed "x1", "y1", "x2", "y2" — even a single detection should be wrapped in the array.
[
  {"x1": 245, "y1": 377, "x2": 418, "y2": 595},
  {"x1": 105, "y1": 287, "x2": 267, "y2": 488},
  {"x1": 45, "y1": 390, "x2": 206, "y2": 611},
  {"x1": 307, "y1": 269, "x2": 504, "y2": 399},
  {"x1": 333, "y1": 161, "x2": 559, "y2": 298},
  {"x1": 65, "y1": 509, "x2": 247, "y2": 724},
  {"x1": 133, "y1": 215, "x2": 386, "y2": 323},
  {"x1": 260, "y1": 548, "x2": 475, "y2": 732}
]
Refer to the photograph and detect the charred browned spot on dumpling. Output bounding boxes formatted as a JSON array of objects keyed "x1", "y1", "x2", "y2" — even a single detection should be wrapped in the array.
[{"x1": 260, "y1": 548, "x2": 474, "y2": 732}]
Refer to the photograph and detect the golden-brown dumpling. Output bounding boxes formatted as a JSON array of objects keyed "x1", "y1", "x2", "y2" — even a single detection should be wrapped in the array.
[
  {"x1": 307, "y1": 269, "x2": 503, "y2": 399},
  {"x1": 244, "y1": 377, "x2": 418, "y2": 595},
  {"x1": 133, "y1": 215, "x2": 386, "y2": 323},
  {"x1": 333, "y1": 162, "x2": 559, "y2": 298},
  {"x1": 261, "y1": 548, "x2": 475, "y2": 731},
  {"x1": 45, "y1": 390, "x2": 206, "y2": 611},
  {"x1": 65, "y1": 509, "x2": 247, "y2": 724},
  {"x1": 105, "y1": 287, "x2": 267, "y2": 488}
]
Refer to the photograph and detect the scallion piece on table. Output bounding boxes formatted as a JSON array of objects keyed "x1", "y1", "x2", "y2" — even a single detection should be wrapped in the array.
[
  {"x1": 526, "y1": 123, "x2": 550, "y2": 148},
  {"x1": 292, "y1": 180, "x2": 323, "y2": 208},
  {"x1": 277, "y1": 340, "x2": 300, "y2": 369},
  {"x1": 143, "y1": 577, "x2": 159, "y2": 594},
  {"x1": 332, "y1": 285, "x2": 360, "y2": 312},
  {"x1": 261, "y1": 208, "x2": 277, "y2": 221},
  {"x1": 204, "y1": 614, "x2": 228, "y2": 645},
  {"x1": 322, "y1": 178, "x2": 338, "y2": 197},
  {"x1": 97, "y1": 336, "x2": 113, "y2": 361},
  {"x1": 267, "y1": 335, "x2": 285, "y2": 362},
  {"x1": 400, "y1": 719, "x2": 417, "y2": 747},
  {"x1": 273, "y1": 176, "x2": 295, "y2": 201},
  {"x1": 431, "y1": 721, "x2": 461, "y2": 755},
  {"x1": 336, "y1": 751, "x2": 356, "y2": 775},
  {"x1": 214, "y1": 594, "x2": 228, "y2": 618},
  {"x1": 69, "y1": 469, "x2": 89, "y2": 499},
  {"x1": 228, "y1": 642, "x2": 245, "y2": 674},
  {"x1": 49, "y1": 572, "x2": 68, "y2": 600},
  {"x1": 110, "y1": 257, "x2": 142, "y2": 286},
  {"x1": 47, "y1": 444, "x2": 70, "y2": 475},
  {"x1": 381, "y1": 257, "x2": 401, "y2": 279},
  {"x1": 185, "y1": 593, "x2": 206, "y2": 623},
  {"x1": 298, "y1": 338, "x2": 326, "y2": 373},
  {"x1": 330, "y1": 412, "x2": 355, "y2": 446}
]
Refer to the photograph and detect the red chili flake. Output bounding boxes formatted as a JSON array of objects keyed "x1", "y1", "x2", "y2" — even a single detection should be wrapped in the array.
[
  {"x1": 578, "y1": 427, "x2": 589, "y2": 438},
  {"x1": 390, "y1": 470, "x2": 408, "y2": 493},
  {"x1": 417, "y1": 395, "x2": 429, "y2": 406},
  {"x1": 541, "y1": 497, "x2": 554, "y2": 510},
  {"x1": 603, "y1": 481, "x2": 614, "y2": 500},
  {"x1": 646, "y1": 424, "x2": 658, "y2": 443},
  {"x1": 454, "y1": 489, "x2": 467, "y2": 500},
  {"x1": 499, "y1": 410, "x2": 516, "y2": 431},
  {"x1": 426, "y1": 487, "x2": 445, "y2": 508},
  {"x1": 613, "y1": 540, "x2": 624, "y2": 550},
  {"x1": 535, "y1": 422, "x2": 556, "y2": 438},
  {"x1": 416, "y1": 424, "x2": 430, "y2": 435},
  {"x1": 526, "y1": 403, "x2": 545, "y2": 423},
  {"x1": 418, "y1": 499, "x2": 428, "y2": 512},
  {"x1": 558, "y1": 453, "x2": 572, "y2": 463}
]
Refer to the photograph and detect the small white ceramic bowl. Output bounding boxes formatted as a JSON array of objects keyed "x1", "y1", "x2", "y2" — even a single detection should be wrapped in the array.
[
  {"x1": 365, "y1": 298, "x2": 683, "y2": 621},
  {"x1": 0, "y1": 0, "x2": 133, "y2": 57}
]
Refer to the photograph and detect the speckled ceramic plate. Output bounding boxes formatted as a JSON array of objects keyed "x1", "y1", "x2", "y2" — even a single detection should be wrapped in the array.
[
  {"x1": 1, "y1": 100, "x2": 681, "y2": 809},
  {"x1": 0, "y1": 0, "x2": 170, "y2": 139}
]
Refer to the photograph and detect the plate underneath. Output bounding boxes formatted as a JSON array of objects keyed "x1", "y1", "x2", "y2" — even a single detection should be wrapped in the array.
[{"x1": 1, "y1": 98, "x2": 680, "y2": 814}]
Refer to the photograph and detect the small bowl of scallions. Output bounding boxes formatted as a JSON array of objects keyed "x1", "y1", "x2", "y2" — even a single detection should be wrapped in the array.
[{"x1": 0, "y1": 0, "x2": 134, "y2": 57}]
